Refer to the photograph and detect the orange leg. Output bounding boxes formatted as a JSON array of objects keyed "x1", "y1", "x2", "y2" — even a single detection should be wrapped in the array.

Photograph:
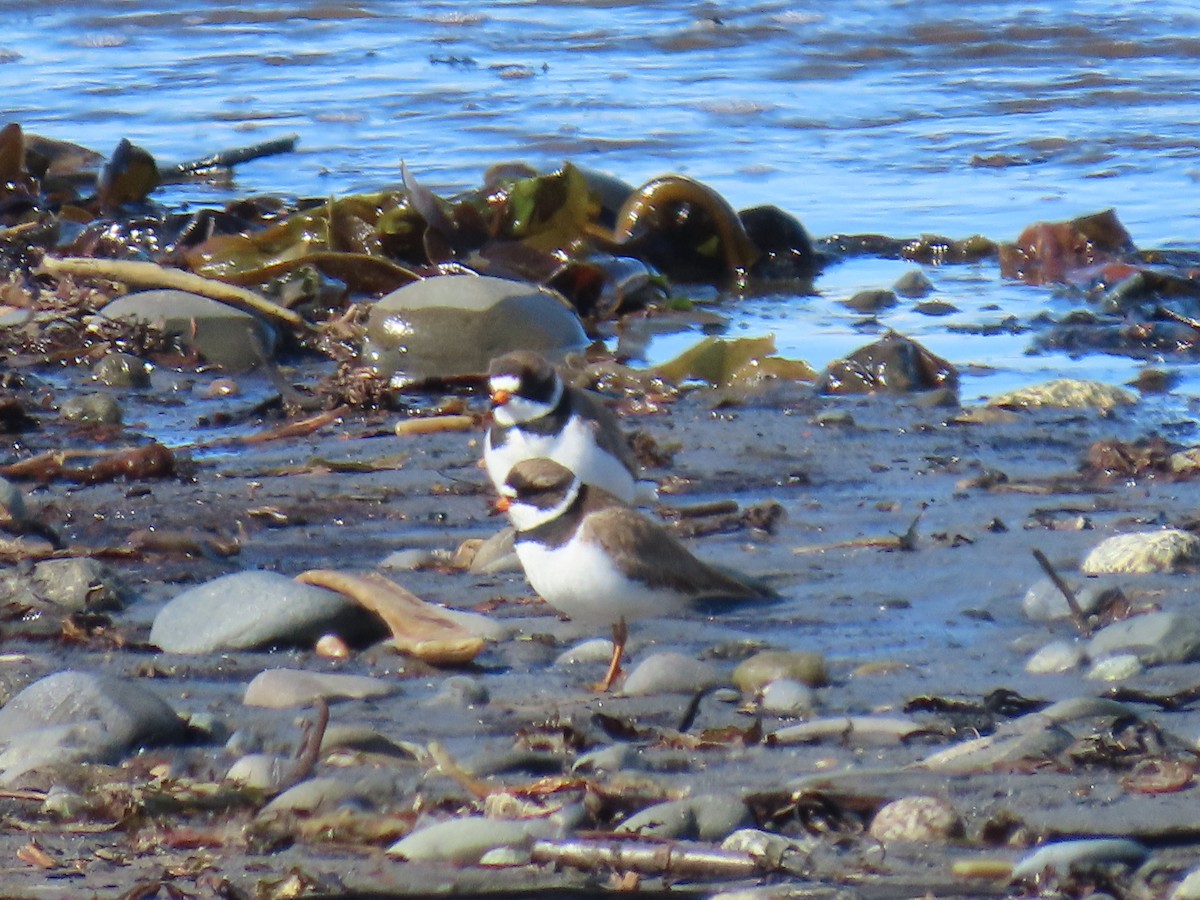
[{"x1": 593, "y1": 618, "x2": 629, "y2": 692}]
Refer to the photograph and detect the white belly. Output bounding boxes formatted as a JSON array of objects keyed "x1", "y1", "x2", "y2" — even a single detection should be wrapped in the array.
[
  {"x1": 486, "y1": 416, "x2": 637, "y2": 503},
  {"x1": 515, "y1": 535, "x2": 687, "y2": 626}
]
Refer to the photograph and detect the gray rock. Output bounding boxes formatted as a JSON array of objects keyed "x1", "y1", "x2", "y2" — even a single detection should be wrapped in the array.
[
  {"x1": 893, "y1": 270, "x2": 934, "y2": 298},
  {"x1": 1081, "y1": 529, "x2": 1200, "y2": 575},
  {"x1": 1010, "y1": 838, "x2": 1147, "y2": 883},
  {"x1": 1026, "y1": 640, "x2": 1086, "y2": 675},
  {"x1": 921, "y1": 715, "x2": 1073, "y2": 773},
  {"x1": 621, "y1": 651, "x2": 720, "y2": 695},
  {"x1": 842, "y1": 288, "x2": 898, "y2": 313},
  {"x1": 555, "y1": 638, "x2": 615, "y2": 667},
  {"x1": 1088, "y1": 611, "x2": 1200, "y2": 665},
  {"x1": 1022, "y1": 575, "x2": 1122, "y2": 623},
  {"x1": 759, "y1": 678, "x2": 816, "y2": 715},
  {"x1": 0, "y1": 477, "x2": 29, "y2": 526},
  {"x1": 150, "y1": 570, "x2": 374, "y2": 654},
  {"x1": 93, "y1": 351, "x2": 151, "y2": 388},
  {"x1": 733, "y1": 650, "x2": 828, "y2": 692},
  {"x1": 98, "y1": 289, "x2": 275, "y2": 371},
  {"x1": 1086, "y1": 653, "x2": 1143, "y2": 681},
  {"x1": 243, "y1": 668, "x2": 399, "y2": 709},
  {"x1": 617, "y1": 795, "x2": 751, "y2": 841},
  {"x1": 990, "y1": 378, "x2": 1136, "y2": 410},
  {"x1": 427, "y1": 675, "x2": 489, "y2": 708},
  {"x1": 468, "y1": 526, "x2": 521, "y2": 574},
  {"x1": 0, "y1": 557, "x2": 125, "y2": 613},
  {"x1": 226, "y1": 753, "x2": 292, "y2": 791},
  {"x1": 868, "y1": 796, "x2": 963, "y2": 842},
  {"x1": 60, "y1": 393, "x2": 122, "y2": 425},
  {"x1": 387, "y1": 815, "x2": 560, "y2": 863},
  {"x1": 363, "y1": 275, "x2": 588, "y2": 379},
  {"x1": 0, "y1": 671, "x2": 183, "y2": 784},
  {"x1": 263, "y1": 772, "x2": 407, "y2": 815}
]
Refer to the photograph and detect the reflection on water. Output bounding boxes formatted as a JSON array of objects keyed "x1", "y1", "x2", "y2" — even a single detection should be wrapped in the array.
[{"x1": 5, "y1": 0, "x2": 1200, "y2": 406}]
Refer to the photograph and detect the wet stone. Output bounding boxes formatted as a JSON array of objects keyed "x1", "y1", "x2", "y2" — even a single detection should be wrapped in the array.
[
  {"x1": 893, "y1": 270, "x2": 933, "y2": 298},
  {"x1": 617, "y1": 794, "x2": 751, "y2": 841},
  {"x1": 555, "y1": 638, "x2": 615, "y2": 667},
  {"x1": 759, "y1": 678, "x2": 816, "y2": 715},
  {"x1": 150, "y1": 570, "x2": 376, "y2": 654},
  {"x1": 60, "y1": 393, "x2": 122, "y2": 425},
  {"x1": 1081, "y1": 529, "x2": 1200, "y2": 575},
  {"x1": 363, "y1": 275, "x2": 588, "y2": 379},
  {"x1": 842, "y1": 288, "x2": 898, "y2": 313},
  {"x1": 427, "y1": 675, "x2": 489, "y2": 708},
  {"x1": 0, "y1": 557, "x2": 125, "y2": 613},
  {"x1": 1086, "y1": 653, "x2": 1142, "y2": 681},
  {"x1": 621, "y1": 651, "x2": 720, "y2": 695},
  {"x1": 387, "y1": 815, "x2": 561, "y2": 863},
  {"x1": 0, "y1": 670, "x2": 183, "y2": 785},
  {"x1": 1022, "y1": 575, "x2": 1122, "y2": 622},
  {"x1": 1010, "y1": 838, "x2": 1147, "y2": 883},
  {"x1": 1026, "y1": 639, "x2": 1086, "y2": 675},
  {"x1": 243, "y1": 668, "x2": 399, "y2": 709},
  {"x1": 1088, "y1": 611, "x2": 1200, "y2": 665},
  {"x1": 93, "y1": 351, "x2": 150, "y2": 388},
  {"x1": 989, "y1": 378, "x2": 1136, "y2": 409},
  {"x1": 98, "y1": 289, "x2": 276, "y2": 371},
  {"x1": 226, "y1": 753, "x2": 292, "y2": 791},
  {"x1": 733, "y1": 650, "x2": 828, "y2": 693},
  {"x1": 868, "y1": 795, "x2": 963, "y2": 842}
]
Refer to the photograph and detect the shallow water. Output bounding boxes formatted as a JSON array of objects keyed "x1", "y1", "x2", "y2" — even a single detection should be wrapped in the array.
[{"x1": 6, "y1": 0, "x2": 1200, "y2": 402}]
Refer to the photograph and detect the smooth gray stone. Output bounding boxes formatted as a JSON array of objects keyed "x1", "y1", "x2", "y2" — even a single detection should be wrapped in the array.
[
  {"x1": 226, "y1": 753, "x2": 292, "y2": 791},
  {"x1": 0, "y1": 670, "x2": 182, "y2": 746},
  {"x1": 621, "y1": 652, "x2": 720, "y2": 696},
  {"x1": 1088, "y1": 610, "x2": 1200, "y2": 665},
  {"x1": 1021, "y1": 575, "x2": 1121, "y2": 623},
  {"x1": 760, "y1": 678, "x2": 816, "y2": 715},
  {"x1": 98, "y1": 289, "x2": 275, "y2": 371},
  {"x1": 262, "y1": 772, "x2": 409, "y2": 815},
  {"x1": 0, "y1": 557, "x2": 125, "y2": 613},
  {"x1": 1011, "y1": 838, "x2": 1147, "y2": 882},
  {"x1": 150, "y1": 570, "x2": 371, "y2": 654},
  {"x1": 363, "y1": 275, "x2": 587, "y2": 379},
  {"x1": 243, "y1": 668, "x2": 399, "y2": 709},
  {"x1": 387, "y1": 815, "x2": 560, "y2": 863},
  {"x1": 0, "y1": 671, "x2": 182, "y2": 784},
  {"x1": 93, "y1": 351, "x2": 151, "y2": 388},
  {"x1": 617, "y1": 795, "x2": 751, "y2": 841},
  {"x1": 60, "y1": 393, "x2": 122, "y2": 425}
]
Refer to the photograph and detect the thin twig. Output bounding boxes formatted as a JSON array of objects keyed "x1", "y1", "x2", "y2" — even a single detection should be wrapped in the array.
[
  {"x1": 276, "y1": 698, "x2": 329, "y2": 793},
  {"x1": 1032, "y1": 548, "x2": 1091, "y2": 636}
]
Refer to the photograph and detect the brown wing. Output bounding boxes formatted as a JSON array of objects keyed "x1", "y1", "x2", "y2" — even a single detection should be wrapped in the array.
[
  {"x1": 580, "y1": 507, "x2": 766, "y2": 602},
  {"x1": 567, "y1": 387, "x2": 641, "y2": 474}
]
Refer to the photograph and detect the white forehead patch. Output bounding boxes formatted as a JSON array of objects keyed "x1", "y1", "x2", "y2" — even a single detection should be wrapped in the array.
[{"x1": 489, "y1": 374, "x2": 521, "y2": 394}]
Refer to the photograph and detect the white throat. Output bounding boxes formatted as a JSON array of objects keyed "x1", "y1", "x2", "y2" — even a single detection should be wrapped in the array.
[
  {"x1": 503, "y1": 478, "x2": 581, "y2": 532},
  {"x1": 491, "y1": 374, "x2": 564, "y2": 427}
]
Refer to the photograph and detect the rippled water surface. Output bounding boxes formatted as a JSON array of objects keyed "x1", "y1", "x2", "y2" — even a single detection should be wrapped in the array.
[{"x1": 6, "y1": 0, "x2": 1200, "y2": 400}]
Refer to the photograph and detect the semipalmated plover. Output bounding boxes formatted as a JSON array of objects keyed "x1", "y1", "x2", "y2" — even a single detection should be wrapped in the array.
[
  {"x1": 484, "y1": 351, "x2": 648, "y2": 505},
  {"x1": 498, "y1": 458, "x2": 774, "y2": 691}
]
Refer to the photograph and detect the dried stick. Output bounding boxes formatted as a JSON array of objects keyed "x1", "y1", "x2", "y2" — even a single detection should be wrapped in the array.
[{"x1": 1032, "y1": 548, "x2": 1091, "y2": 636}]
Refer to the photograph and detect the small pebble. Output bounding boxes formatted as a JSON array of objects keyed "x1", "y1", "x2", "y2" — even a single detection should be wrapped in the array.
[
  {"x1": 428, "y1": 675, "x2": 489, "y2": 708},
  {"x1": 555, "y1": 638, "x2": 615, "y2": 666},
  {"x1": 93, "y1": 352, "x2": 150, "y2": 388},
  {"x1": 760, "y1": 678, "x2": 816, "y2": 715},
  {"x1": 893, "y1": 270, "x2": 933, "y2": 297},
  {"x1": 243, "y1": 668, "x2": 399, "y2": 709},
  {"x1": 60, "y1": 393, "x2": 122, "y2": 425},
  {"x1": 1026, "y1": 640, "x2": 1086, "y2": 675},
  {"x1": 1010, "y1": 838, "x2": 1147, "y2": 883},
  {"x1": 868, "y1": 795, "x2": 963, "y2": 842},
  {"x1": 733, "y1": 650, "x2": 827, "y2": 693},
  {"x1": 1086, "y1": 653, "x2": 1143, "y2": 682},
  {"x1": 621, "y1": 652, "x2": 720, "y2": 695}
]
